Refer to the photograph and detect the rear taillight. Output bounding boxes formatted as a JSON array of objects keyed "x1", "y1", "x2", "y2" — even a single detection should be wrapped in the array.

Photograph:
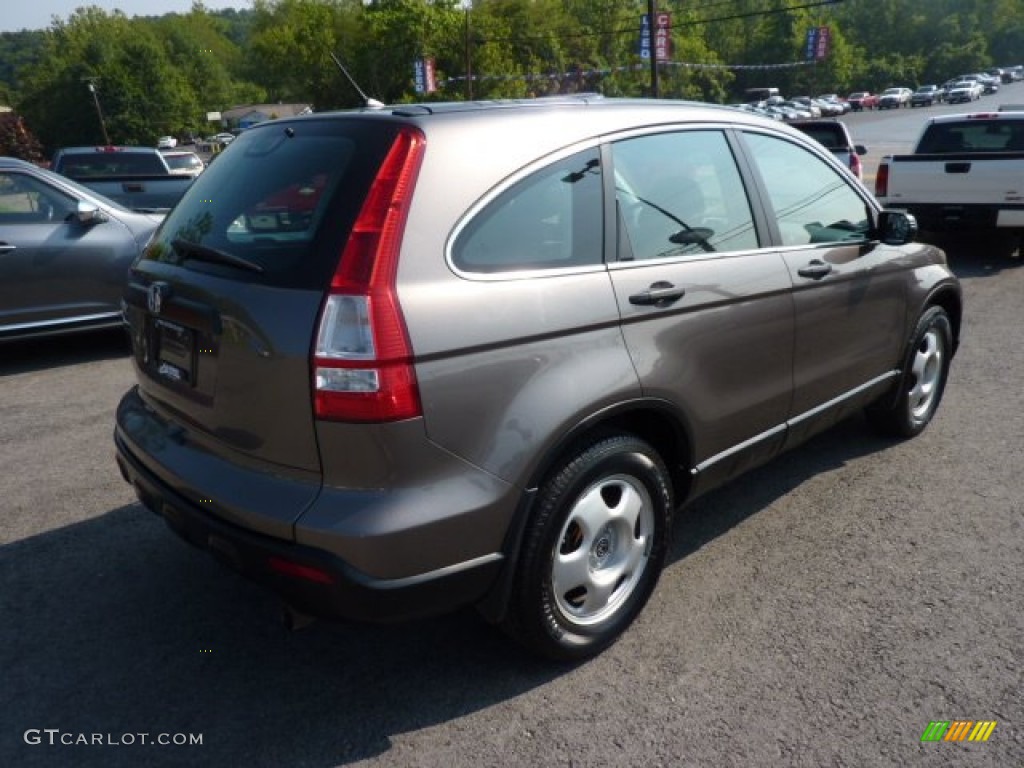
[
  {"x1": 313, "y1": 127, "x2": 425, "y2": 422},
  {"x1": 849, "y1": 152, "x2": 862, "y2": 180},
  {"x1": 874, "y1": 162, "x2": 889, "y2": 198}
]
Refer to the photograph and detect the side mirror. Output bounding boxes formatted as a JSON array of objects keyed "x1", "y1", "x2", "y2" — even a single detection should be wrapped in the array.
[
  {"x1": 877, "y1": 209, "x2": 918, "y2": 245},
  {"x1": 75, "y1": 201, "x2": 108, "y2": 226},
  {"x1": 855, "y1": 144, "x2": 868, "y2": 156}
]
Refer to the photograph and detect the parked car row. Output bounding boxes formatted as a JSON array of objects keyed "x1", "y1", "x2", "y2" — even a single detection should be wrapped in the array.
[
  {"x1": 847, "y1": 67, "x2": 1020, "y2": 111},
  {"x1": 736, "y1": 94, "x2": 850, "y2": 122}
]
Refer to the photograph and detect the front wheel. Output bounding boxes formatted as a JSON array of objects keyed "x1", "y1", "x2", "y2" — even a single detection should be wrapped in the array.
[
  {"x1": 500, "y1": 434, "x2": 673, "y2": 661},
  {"x1": 867, "y1": 306, "x2": 953, "y2": 438}
]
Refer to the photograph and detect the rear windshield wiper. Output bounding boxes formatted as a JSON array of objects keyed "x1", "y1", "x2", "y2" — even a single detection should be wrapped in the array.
[{"x1": 171, "y1": 237, "x2": 264, "y2": 274}]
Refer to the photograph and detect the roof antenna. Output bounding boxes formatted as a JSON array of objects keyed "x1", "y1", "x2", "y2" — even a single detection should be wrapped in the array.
[{"x1": 329, "y1": 51, "x2": 385, "y2": 109}]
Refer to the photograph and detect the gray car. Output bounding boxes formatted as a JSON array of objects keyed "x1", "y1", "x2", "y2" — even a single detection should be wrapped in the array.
[
  {"x1": 0, "y1": 157, "x2": 162, "y2": 340},
  {"x1": 114, "y1": 97, "x2": 962, "y2": 660}
]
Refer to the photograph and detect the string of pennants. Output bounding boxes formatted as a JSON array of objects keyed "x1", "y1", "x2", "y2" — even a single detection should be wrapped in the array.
[
  {"x1": 415, "y1": 14, "x2": 826, "y2": 93},
  {"x1": 423, "y1": 59, "x2": 816, "y2": 91}
]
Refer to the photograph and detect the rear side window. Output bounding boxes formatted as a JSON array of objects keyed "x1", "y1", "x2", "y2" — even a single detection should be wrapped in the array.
[
  {"x1": 142, "y1": 120, "x2": 399, "y2": 286},
  {"x1": 452, "y1": 148, "x2": 603, "y2": 273}
]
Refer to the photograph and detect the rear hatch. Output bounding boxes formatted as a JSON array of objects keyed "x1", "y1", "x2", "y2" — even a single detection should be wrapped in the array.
[{"x1": 121, "y1": 118, "x2": 404, "y2": 532}]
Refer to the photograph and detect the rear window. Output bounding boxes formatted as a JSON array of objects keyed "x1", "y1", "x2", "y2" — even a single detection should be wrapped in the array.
[
  {"x1": 165, "y1": 154, "x2": 203, "y2": 172},
  {"x1": 917, "y1": 121, "x2": 1024, "y2": 153},
  {"x1": 57, "y1": 151, "x2": 167, "y2": 177},
  {"x1": 793, "y1": 124, "x2": 846, "y2": 149},
  {"x1": 140, "y1": 119, "x2": 399, "y2": 287}
]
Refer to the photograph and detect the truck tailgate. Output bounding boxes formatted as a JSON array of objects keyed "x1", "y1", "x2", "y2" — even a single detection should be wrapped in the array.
[{"x1": 885, "y1": 153, "x2": 1024, "y2": 206}]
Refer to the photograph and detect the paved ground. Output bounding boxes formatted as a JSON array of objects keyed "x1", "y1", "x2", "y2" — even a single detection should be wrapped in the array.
[{"x1": 2, "y1": 157, "x2": 1022, "y2": 768}]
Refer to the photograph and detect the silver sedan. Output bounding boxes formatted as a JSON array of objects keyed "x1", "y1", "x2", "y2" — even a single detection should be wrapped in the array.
[{"x1": 0, "y1": 158, "x2": 162, "y2": 340}]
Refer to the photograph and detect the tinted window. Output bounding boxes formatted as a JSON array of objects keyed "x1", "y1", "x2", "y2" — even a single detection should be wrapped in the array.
[
  {"x1": 141, "y1": 120, "x2": 398, "y2": 286},
  {"x1": 743, "y1": 132, "x2": 870, "y2": 247},
  {"x1": 917, "y1": 121, "x2": 1024, "y2": 153},
  {"x1": 794, "y1": 124, "x2": 845, "y2": 149},
  {"x1": 452, "y1": 148, "x2": 602, "y2": 273},
  {"x1": 612, "y1": 130, "x2": 758, "y2": 260}
]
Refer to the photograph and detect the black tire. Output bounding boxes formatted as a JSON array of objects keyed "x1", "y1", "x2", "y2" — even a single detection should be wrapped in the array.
[
  {"x1": 500, "y1": 434, "x2": 673, "y2": 661},
  {"x1": 867, "y1": 306, "x2": 953, "y2": 438}
]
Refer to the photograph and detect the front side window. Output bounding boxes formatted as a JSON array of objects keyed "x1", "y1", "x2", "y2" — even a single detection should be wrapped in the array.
[
  {"x1": 611, "y1": 130, "x2": 758, "y2": 261},
  {"x1": 0, "y1": 173, "x2": 75, "y2": 224},
  {"x1": 743, "y1": 132, "x2": 870, "y2": 247},
  {"x1": 452, "y1": 148, "x2": 603, "y2": 273}
]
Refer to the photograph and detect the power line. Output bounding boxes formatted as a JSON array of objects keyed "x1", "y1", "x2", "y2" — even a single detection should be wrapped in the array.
[{"x1": 473, "y1": 0, "x2": 842, "y2": 46}]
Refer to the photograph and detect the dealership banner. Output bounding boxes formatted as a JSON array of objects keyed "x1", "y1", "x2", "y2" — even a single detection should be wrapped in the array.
[
  {"x1": 639, "y1": 13, "x2": 672, "y2": 61},
  {"x1": 414, "y1": 58, "x2": 437, "y2": 94},
  {"x1": 805, "y1": 26, "x2": 830, "y2": 61}
]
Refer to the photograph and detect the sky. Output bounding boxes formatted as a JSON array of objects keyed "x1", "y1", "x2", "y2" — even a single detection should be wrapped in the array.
[{"x1": 1, "y1": 1, "x2": 249, "y2": 34}]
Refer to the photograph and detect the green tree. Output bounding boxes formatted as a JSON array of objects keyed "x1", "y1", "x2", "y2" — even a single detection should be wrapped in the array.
[{"x1": 18, "y1": 9, "x2": 200, "y2": 150}]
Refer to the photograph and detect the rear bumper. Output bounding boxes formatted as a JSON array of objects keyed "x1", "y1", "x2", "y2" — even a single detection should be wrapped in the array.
[{"x1": 114, "y1": 388, "x2": 509, "y2": 623}]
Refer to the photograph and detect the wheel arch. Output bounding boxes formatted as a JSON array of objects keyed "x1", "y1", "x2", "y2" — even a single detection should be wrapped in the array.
[
  {"x1": 926, "y1": 283, "x2": 963, "y2": 355},
  {"x1": 476, "y1": 398, "x2": 694, "y2": 625},
  {"x1": 871, "y1": 288, "x2": 960, "y2": 419}
]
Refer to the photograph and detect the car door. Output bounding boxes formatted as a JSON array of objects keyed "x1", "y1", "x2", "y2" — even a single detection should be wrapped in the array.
[
  {"x1": 0, "y1": 170, "x2": 123, "y2": 332},
  {"x1": 606, "y1": 128, "x2": 795, "y2": 496},
  {"x1": 737, "y1": 130, "x2": 908, "y2": 447}
]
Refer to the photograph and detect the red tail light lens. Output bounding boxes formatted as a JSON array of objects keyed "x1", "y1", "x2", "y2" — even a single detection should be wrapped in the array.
[
  {"x1": 313, "y1": 127, "x2": 426, "y2": 422},
  {"x1": 874, "y1": 162, "x2": 889, "y2": 198},
  {"x1": 850, "y1": 152, "x2": 862, "y2": 180},
  {"x1": 268, "y1": 556, "x2": 334, "y2": 584}
]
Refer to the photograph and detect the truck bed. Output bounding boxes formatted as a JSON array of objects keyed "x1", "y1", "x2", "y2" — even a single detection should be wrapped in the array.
[{"x1": 874, "y1": 113, "x2": 1024, "y2": 232}]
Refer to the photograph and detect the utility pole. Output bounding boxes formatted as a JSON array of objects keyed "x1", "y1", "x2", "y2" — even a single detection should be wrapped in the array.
[
  {"x1": 464, "y1": 9, "x2": 474, "y2": 100},
  {"x1": 648, "y1": 0, "x2": 659, "y2": 98},
  {"x1": 85, "y1": 79, "x2": 111, "y2": 145}
]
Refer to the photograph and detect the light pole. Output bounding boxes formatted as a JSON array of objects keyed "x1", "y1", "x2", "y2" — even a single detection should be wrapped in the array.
[
  {"x1": 86, "y1": 80, "x2": 111, "y2": 145},
  {"x1": 648, "y1": 0, "x2": 659, "y2": 98}
]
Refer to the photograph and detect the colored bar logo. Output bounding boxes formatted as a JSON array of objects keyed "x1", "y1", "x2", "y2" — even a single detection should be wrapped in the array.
[{"x1": 921, "y1": 721, "x2": 997, "y2": 742}]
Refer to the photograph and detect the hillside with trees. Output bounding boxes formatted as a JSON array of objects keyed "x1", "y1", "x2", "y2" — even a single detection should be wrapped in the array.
[{"x1": 0, "y1": 0, "x2": 1021, "y2": 155}]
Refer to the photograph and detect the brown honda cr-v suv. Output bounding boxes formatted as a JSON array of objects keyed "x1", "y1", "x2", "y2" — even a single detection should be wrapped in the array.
[{"x1": 114, "y1": 96, "x2": 961, "y2": 660}]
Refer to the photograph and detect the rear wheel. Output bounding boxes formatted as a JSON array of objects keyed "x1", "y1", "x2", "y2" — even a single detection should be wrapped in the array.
[
  {"x1": 867, "y1": 306, "x2": 953, "y2": 438},
  {"x1": 501, "y1": 434, "x2": 672, "y2": 661}
]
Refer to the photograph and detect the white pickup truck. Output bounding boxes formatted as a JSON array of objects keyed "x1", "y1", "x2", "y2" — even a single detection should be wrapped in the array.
[{"x1": 874, "y1": 111, "x2": 1024, "y2": 233}]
